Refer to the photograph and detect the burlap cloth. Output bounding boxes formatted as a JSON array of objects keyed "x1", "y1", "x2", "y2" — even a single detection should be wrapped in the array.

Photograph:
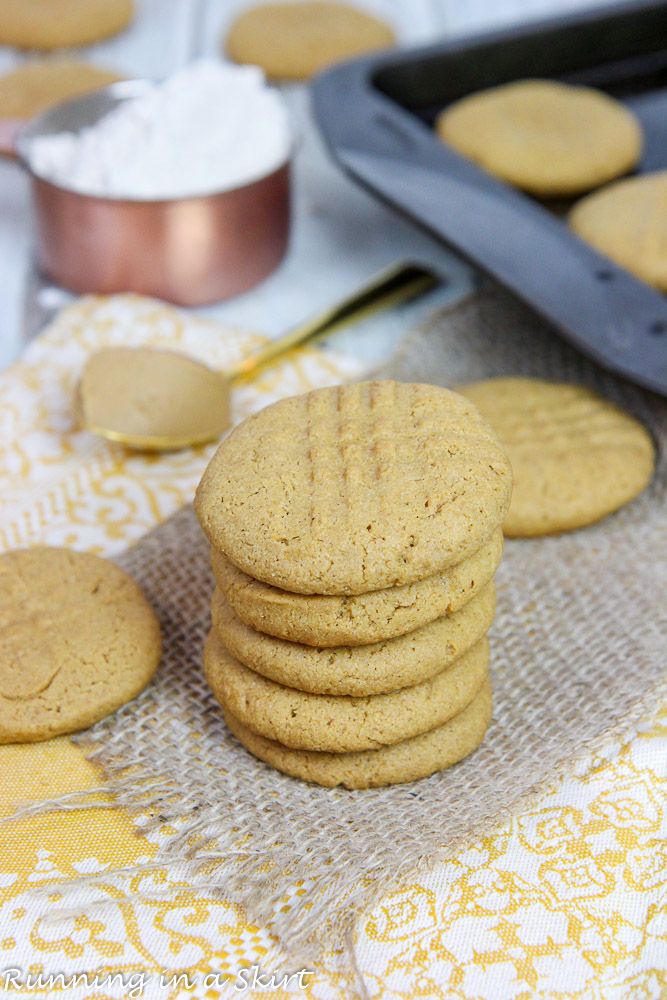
[{"x1": 62, "y1": 286, "x2": 666, "y2": 967}]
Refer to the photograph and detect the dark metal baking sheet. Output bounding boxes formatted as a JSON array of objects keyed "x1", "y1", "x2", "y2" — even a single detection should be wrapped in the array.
[{"x1": 313, "y1": 0, "x2": 667, "y2": 395}]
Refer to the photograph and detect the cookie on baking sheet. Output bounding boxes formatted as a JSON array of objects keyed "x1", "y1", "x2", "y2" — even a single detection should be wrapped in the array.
[
  {"x1": 225, "y1": 1, "x2": 394, "y2": 81},
  {"x1": 195, "y1": 381, "x2": 512, "y2": 595},
  {"x1": 0, "y1": 0, "x2": 133, "y2": 49},
  {"x1": 435, "y1": 79, "x2": 642, "y2": 197},
  {"x1": 569, "y1": 170, "x2": 667, "y2": 292},
  {"x1": 224, "y1": 679, "x2": 492, "y2": 789},
  {"x1": 204, "y1": 630, "x2": 489, "y2": 752},
  {"x1": 210, "y1": 528, "x2": 502, "y2": 647},
  {"x1": 0, "y1": 61, "x2": 122, "y2": 129},
  {"x1": 458, "y1": 378, "x2": 655, "y2": 537},
  {"x1": 0, "y1": 547, "x2": 161, "y2": 743},
  {"x1": 211, "y1": 580, "x2": 495, "y2": 696}
]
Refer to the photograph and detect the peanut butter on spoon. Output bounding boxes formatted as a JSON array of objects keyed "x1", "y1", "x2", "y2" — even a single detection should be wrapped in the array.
[
  {"x1": 77, "y1": 262, "x2": 438, "y2": 452},
  {"x1": 79, "y1": 347, "x2": 231, "y2": 450}
]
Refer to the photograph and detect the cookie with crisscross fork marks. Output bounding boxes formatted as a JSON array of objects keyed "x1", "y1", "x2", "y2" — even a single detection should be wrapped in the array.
[
  {"x1": 195, "y1": 381, "x2": 512, "y2": 594},
  {"x1": 459, "y1": 377, "x2": 655, "y2": 536}
]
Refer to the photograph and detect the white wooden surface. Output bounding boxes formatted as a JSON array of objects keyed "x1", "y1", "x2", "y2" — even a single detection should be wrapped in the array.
[{"x1": 0, "y1": 0, "x2": 611, "y2": 370}]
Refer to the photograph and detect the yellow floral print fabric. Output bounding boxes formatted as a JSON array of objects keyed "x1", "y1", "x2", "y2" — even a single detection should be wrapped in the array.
[{"x1": 0, "y1": 295, "x2": 665, "y2": 1000}]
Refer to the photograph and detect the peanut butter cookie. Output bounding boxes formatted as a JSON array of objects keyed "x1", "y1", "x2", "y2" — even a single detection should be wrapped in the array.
[
  {"x1": 225, "y1": 1, "x2": 394, "y2": 81},
  {"x1": 569, "y1": 170, "x2": 667, "y2": 291},
  {"x1": 195, "y1": 381, "x2": 511, "y2": 595},
  {"x1": 0, "y1": 61, "x2": 122, "y2": 130},
  {"x1": 0, "y1": 0, "x2": 133, "y2": 50},
  {"x1": 436, "y1": 79, "x2": 642, "y2": 197},
  {"x1": 0, "y1": 547, "x2": 161, "y2": 743},
  {"x1": 204, "y1": 630, "x2": 489, "y2": 752},
  {"x1": 458, "y1": 377, "x2": 655, "y2": 536},
  {"x1": 211, "y1": 580, "x2": 495, "y2": 696},
  {"x1": 210, "y1": 529, "x2": 502, "y2": 646},
  {"x1": 224, "y1": 679, "x2": 493, "y2": 788}
]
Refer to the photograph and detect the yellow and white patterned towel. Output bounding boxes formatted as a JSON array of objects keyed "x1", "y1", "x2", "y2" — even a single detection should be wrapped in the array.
[{"x1": 0, "y1": 294, "x2": 665, "y2": 1000}]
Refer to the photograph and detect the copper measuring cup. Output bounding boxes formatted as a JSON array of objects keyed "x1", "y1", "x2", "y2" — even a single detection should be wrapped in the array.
[{"x1": 9, "y1": 81, "x2": 291, "y2": 306}]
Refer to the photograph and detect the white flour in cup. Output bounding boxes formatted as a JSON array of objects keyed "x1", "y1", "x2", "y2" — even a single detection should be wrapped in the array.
[{"x1": 27, "y1": 60, "x2": 291, "y2": 199}]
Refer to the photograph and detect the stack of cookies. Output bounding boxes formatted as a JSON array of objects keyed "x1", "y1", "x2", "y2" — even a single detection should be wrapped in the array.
[{"x1": 195, "y1": 381, "x2": 512, "y2": 789}]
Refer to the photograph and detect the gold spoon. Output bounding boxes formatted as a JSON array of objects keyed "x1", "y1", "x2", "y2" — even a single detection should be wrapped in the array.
[{"x1": 77, "y1": 261, "x2": 437, "y2": 451}]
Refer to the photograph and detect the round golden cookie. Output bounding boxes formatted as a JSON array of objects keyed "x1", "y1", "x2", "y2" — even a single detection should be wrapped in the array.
[
  {"x1": 210, "y1": 528, "x2": 503, "y2": 646},
  {"x1": 204, "y1": 630, "x2": 489, "y2": 752},
  {"x1": 0, "y1": 62, "x2": 122, "y2": 159},
  {"x1": 435, "y1": 79, "x2": 642, "y2": 197},
  {"x1": 0, "y1": 0, "x2": 133, "y2": 49},
  {"x1": 569, "y1": 170, "x2": 667, "y2": 292},
  {"x1": 224, "y1": 679, "x2": 492, "y2": 788},
  {"x1": 211, "y1": 580, "x2": 495, "y2": 696},
  {"x1": 195, "y1": 381, "x2": 512, "y2": 595},
  {"x1": 0, "y1": 60, "x2": 122, "y2": 126},
  {"x1": 0, "y1": 547, "x2": 161, "y2": 743},
  {"x1": 458, "y1": 378, "x2": 655, "y2": 537},
  {"x1": 225, "y1": 1, "x2": 395, "y2": 81}
]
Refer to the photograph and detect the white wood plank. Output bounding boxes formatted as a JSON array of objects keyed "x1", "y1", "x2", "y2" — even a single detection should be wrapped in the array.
[{"x1": 75, "y1": 0, "x2": 199, "y2": 76}]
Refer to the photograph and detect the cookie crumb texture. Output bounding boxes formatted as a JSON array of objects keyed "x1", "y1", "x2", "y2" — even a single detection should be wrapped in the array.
[
  {"x1": 211, "y1": 580, "x2": 495, "y2": 695},
  {"x1": 0, "y1": 0, "x2": 133, "y2": 49},
  {"x1": 224, "y1": 680, "x2": 493, "y2": 789},
  {"x1": 205, "y1": 630, "x2": 489, "y2": 751},
  {"x1": 0, "y1": 547, "x2": 161, "y2": 743},
  {"x1": 195, "y1": 381, "x2": 512, "y2": 595},
  {"x1": 459, "y1": 378, "x2": 655, "y2": 536},
  {"x1": 210, "y1": 529, "x2": 503, "y2": 647},
  {"x1": 436, "y1": 79, "x2": 642, "y2": 197}
]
